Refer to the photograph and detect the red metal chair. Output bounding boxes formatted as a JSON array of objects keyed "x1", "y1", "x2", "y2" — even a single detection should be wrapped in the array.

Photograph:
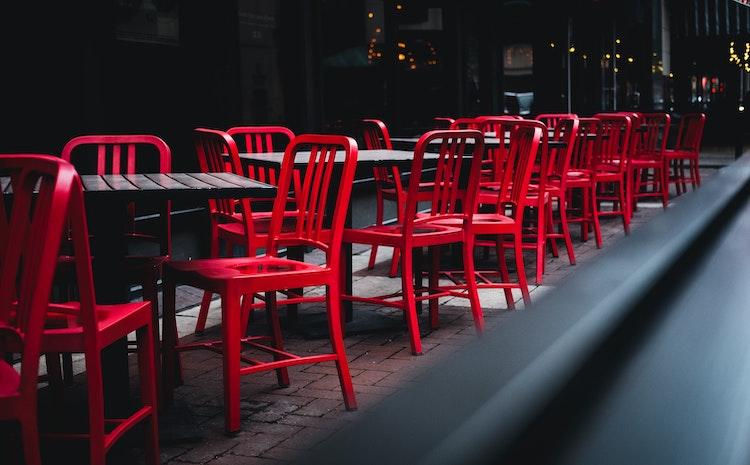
[
  {"x1": 535, "y1": 117, "x2": 580, "y2": 279},
  {"x1": 343, "y1": 130, "x2": 485, "y2": 356},
  {"x1": 226, "y1": 125, "x2": 300, "y2": 203},
  {"x1": 590, "y1": 113, "x2": 632, "y2": 248},
  {"x1": 461, "y1": 123, "x2": 543, "y2": 309},
  {"x1": 362, "y1": 119, "x2": 404, "y2": 278},
  {"x1": 191, "y1": 128, "x2": 324, "y2": 335},
  {"x1": 664, "y1": 113, "x2": 705, "y2": 194},
  {"x1": 536, "y1": 113, "x2": 578, "y2": 129},
  {"x1": 0, "y1": 155, "x2": 160, "y2": 465},
  {"x1": 0, "y1": 155, "x2": 76, "y2": 465},
  {"x1": 162, "y1": 134, "x2": 359, "y2": 433},
  {"x1": 564, "y1": 118, "x2": 603, "y2": 243},
  {"x1": 628, "y1": 112, "x2": 671, "y2": 210},
  {"x1": 61, "y1": 135, "x2": 171, "y2": 363}
]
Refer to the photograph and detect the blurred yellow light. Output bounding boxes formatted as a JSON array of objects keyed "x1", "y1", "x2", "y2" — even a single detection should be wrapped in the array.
[
  {"x1": 368, "y1": 12, "x2": 374, "y2": 18},
  {"x1": 614, "y1": 67, "x2": 619, "y2": 72},
  {"x1": 605, "y1": 53, "x2": 611, "y2": 59},
  {"x1": 582, "y1": 54, "x2": 588, "y2": 59},
  {"x1": 550, "y1": 42, "x2": 556, "y2": 48},
  {"x1": 627, "y1": 57, "x2": 634, "y2": 63},
  {"x1": 375, "y1": 27, "x2": 381, "y2": 33},
  {"x1": 396, "y1": 4, "x2": 403, "y2": 10},
  {"x1": 568, "y1": 46, "x2": 575, "y2": 53},
  {"x1": 398, "y1": 42, "x2": 406, "y2": 48},
  {"x1": 410, "y1": 64, "x2": 416, "y2": 69},
  {"x1": 616, "y1": 38, "x2": 621, "y2": 44},
  {"x1": 615, "y1": 53, "x2": 621, "y2": 59},
  {"x1": 669, "y1": 72, "x2": 674, "y2": 78},
  {"x1": 398, "y1": 53, "x2": 406, "y2": 61}
]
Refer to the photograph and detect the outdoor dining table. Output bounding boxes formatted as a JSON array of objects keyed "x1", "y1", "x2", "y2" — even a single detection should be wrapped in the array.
[
  {"x1": 237, "y1": 149, "x2": 443, "y2": 335},
  {"x1": 390, "y1": 136, "x2": 569, "y2": 150},
  {"x1": 75, "y1": 172, "x2": 276, "y2": 414}
]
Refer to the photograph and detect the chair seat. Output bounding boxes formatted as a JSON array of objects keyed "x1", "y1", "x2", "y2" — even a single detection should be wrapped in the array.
[
  {"x1": 629, "y1": 157, "x2": 661, "y2": 167},
  {"x1": 344, "y1": 221, "x2": 462, "y2": 248},
  {"x1": 168, "y1": 256, "x2": 332, "y2": 292},
  {"x1": 40, "y1": 301, "x2": 152, "y2": 352},
  {"x1": 0, "y1": 361, "x2": 19, "y2": 397},
  {"x1": 433, "y1": 213, "x2": 517, "y2": 235}
]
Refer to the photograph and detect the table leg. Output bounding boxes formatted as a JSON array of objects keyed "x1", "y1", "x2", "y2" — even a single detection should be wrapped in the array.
[{"x1": 89, "y1": 199, "x2": 131, "y2": 416}]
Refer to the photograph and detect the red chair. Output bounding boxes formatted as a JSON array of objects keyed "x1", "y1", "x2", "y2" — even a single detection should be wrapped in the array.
[
  {"x1": 664, "y1": 113, "x2": 705, "y2": 194},
  {"x1": 226, "y1": 125, "x2": 300, "y2": 201},
  {"x1": 628, "y1": 112, "x2": 671, "y2": 210},
  {"x1": 61, "y1": 134, "x2": 171, "y2": 357},
  {"x1": 0, "y1": 155, "x2": 76, "y2": 465},
  {"x1": 565, "y1": 118, "x2": 603, "y2": 243},
  {"x1": 343, "y1": 130, "x2": 485, "y2": 356},
  {"x1": 590, "y1": 113, "x2": 632, "y2": 248},
  {"x1": 362, "y1": 119, "x2": 403, "y2": 278},
  {"x1": 192, "y1": 128, "x2": 320, "y2": 335},
  {"x1": 536, "y1": 113, "x2": 578, "y2": 129},
  {"x1": 0, "y1": 155, "x2": 160, "y2": 465},
  {"x1": 162, "y1": 134, "x2": 359, "y2": 434},
  {"x1": 535, "y1": 117, "x2": 580, "y2": 280},
  {"x1": 433, "y1": 117, "x2": 455, "y2": 129},
  {"x1": 459, "y1": 123, "x2": 543, "y2": 309}
]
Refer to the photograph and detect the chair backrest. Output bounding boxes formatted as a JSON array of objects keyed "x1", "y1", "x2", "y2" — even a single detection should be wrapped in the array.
[
  {"x1": 61, "y1": 134, "x2": 172, "y2": 255},
  {"x1": 433, "y1": 117, "x2": 455, "y2": 129},
  {"x1": 264, "y1": 135, "x2": 358, "y2": 268},
  {"x1": 61, "y1": 135, "x2": 171, "y2": 174},
  {"x1": 635, "y1": 112, "x2": 670, "y2": 159},
  {"x1": 474, "y1": 117, "x2": 543, "y2": 184},
  {"x1": 491, "y1": 124, "x2": 543, "y2": 220},
  {"x1": 0, "y1": 155, "x2": 77, "y2": 406},
  {"x1": 362, "y1": 119, "x2": 393, "y2": 150},
  {"x1": 570, "y1": 118, "x2": 602, "y2": 171},
  {"x1": 194, "y1": 128, "x2": 251, "y2": 226},
  {"x1": 593, "y1": 113, "x2": 632, "y2": 171},
  {"x1": 674, "y1": 113, "x2": 706, "y2": 154},
  {"x1": 226, "y1": 126, "x2": 295, "y2": 186},
  {"x1": 402, "y1": 130, "x2": 485, "y2": 235},
  {"x1": 536, "y1": 113, "x2": 578, "y2": 129},
  {"x1": 545, "y1": 117, "x2": 580, "y2": 185}
]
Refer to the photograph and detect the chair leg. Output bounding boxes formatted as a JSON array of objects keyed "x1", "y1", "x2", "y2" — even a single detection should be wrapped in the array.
[
  {"x1": 161, "y1": 274, "x2": 180, "y2": 403},
  {"x1": 265, "y1": 292, "x2": 290, "y2": 387},
  {"x1": 513, "y1": 232, "x2": 531, "y2": 306},
  {"x1": 581, "y1": 187, "x2": 590, "y2": 242},
  {"x1": 222, "y1": 287, "x2": 242, "y2": 434},
  {"x1": 535, "y1": 204, "x2": 547, "y2": 286},
  {"x1": 619, "y1": 179, "x2": 630, "y2": 235},
  {"x1": 463, "y1": 234, "x2": 484, "y2": 333},
  {"x1": 495, "y1": 238, "x2": 515, "y2": 310},
  {"x1": 85, "y1": 345, "x2": 106, "y2": 465},
  {"x1": 428, "y1": 246, "x2": 440, "y2": 330},
  {"x1": 388, "y1": 248, "x2": 400, "y2": 278},
  {"x1": 20, "y1": 410, "x2": 41, "y2": 465},
  {"x1": 326, "y1": 278, "x2": 358, "y2": 410},
  {"x1": 400, "y1": 246, "x2": 423, "y2": 355},
  {"x1": 136, "y1": 322, "x2": 160, "y2": 465},
  {"x1": 558, "y1": 194, "x2": 576, "y2": 265},
  {"x1": 659, "y1": 163, "x2": 669, "y2": 208},
  {"x1": 592, "y1": 183, "x2": 603, "y2": 249},
  {"x1": 691, "y1": 158, "x2": 701, "y2": 188},
  {"x1": 368, "y1": 189, "x2": 384, "y2": 270},
  {"x1": 142, "y1": 269, "x2": 162, "y2": 399}
]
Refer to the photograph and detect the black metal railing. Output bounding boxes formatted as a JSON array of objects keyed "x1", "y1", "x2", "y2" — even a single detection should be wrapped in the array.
[{"x1": 299, "y1": 153, "x2": 750, "y2": 465}]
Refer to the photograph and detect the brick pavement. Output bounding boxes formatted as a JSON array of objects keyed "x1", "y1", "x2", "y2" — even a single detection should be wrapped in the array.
[{"x1": 7, "y1": 167, "x2": 719, "y2": 465}]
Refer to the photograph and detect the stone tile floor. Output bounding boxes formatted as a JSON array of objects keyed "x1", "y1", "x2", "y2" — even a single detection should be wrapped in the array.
[{"x1": 2, "y1": 167, "x2": 721, "y2": 465}]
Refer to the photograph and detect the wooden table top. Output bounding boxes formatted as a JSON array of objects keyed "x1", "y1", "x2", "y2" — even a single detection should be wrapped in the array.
[
  {"x1": 1, "y1": 172, "x2": 276, "y2": 201},
  {"x1": 238, "y1": 149, "x2": 442, "y2": 166}
]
